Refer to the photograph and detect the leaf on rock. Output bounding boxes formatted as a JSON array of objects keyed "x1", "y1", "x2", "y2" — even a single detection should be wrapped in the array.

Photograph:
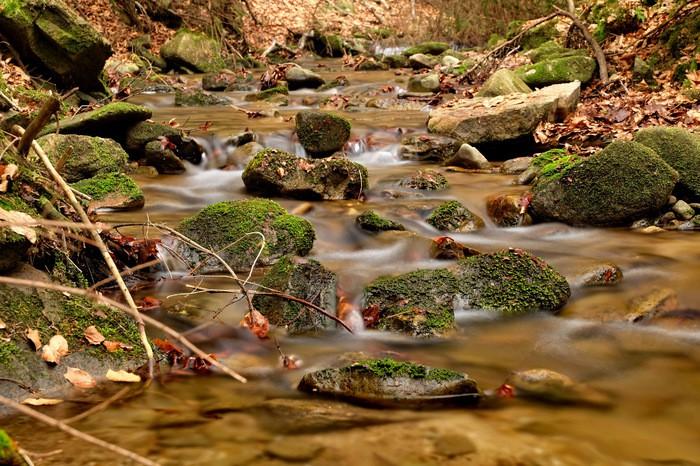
[
  {"x1": 41, "y1": 335, "x2": 69, "y2": 364},
  {"x1": 64, "y1": 367, "x2": 96, "y2": 388},
  {"x1": 26, "y1": 328, "x2": 42, "y2": 351},
  {"x1": 0, "y1": 163, "x2": 18, "y2": 193},
  {"x1": 84, "y1": 326, "x2": 105, "y2": 345},
  {"x1": 103, "y1": 340, "x2": 133, "y2": 352},
  {"x1": 106, "y1": 369, "x2": 141, "y2": 383},
  {"x1": 21, "y1": 397, "x2": 64, "y2": 406},
  {"x1": 240, "y1": 310, "x2": 269, "y2": 339},
  {"x1": 0, "y1": 208, "x2": 37, "y2": 243}
]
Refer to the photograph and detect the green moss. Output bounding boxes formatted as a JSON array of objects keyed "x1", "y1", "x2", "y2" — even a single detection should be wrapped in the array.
[
  {"x1": 426, "y1": 200, "x2": 484, "y2": 232},
  {"x1": 0, "y1": 342, "x2": 21, "y2": 365},
  {"x1": 71, "y1": 173, "x2": 144, "y2": 204},
  {"x1": 0, "y1": 429, "x2": 24, "y2": 466},
  {"x1": 517, "y1": 55, "x2": 596, "y2": 86},
  {"x1": 38, "y1": 134, "x2": 129, "y2": 182},
  {"x1": 350, "y1": 358, "x2": 463, "y2": 382},
  {"x1": 39, "y1": 102, "x2": 152, "y2": 137},
  {"x1": 272, "y1": 214, "x2": 316, "y2": 256},
  {"x1": 532, "y1": 149, "x2": 583, "y2": 182},
  {"x1": 296, "y1": 111, "x2": 351, "y2": 157},
  {"x1": 356, "y1": 210, "x2": 405, "y2": 232},
  {"x1": 673, "y1": 59, "x2": 697, "y2": 83},
  {"x1": 174, "y1": 89, "x2": 228, "y2": 106},
  {"x1": 520, "y1": 20, "x2": 557, "y2": 50},
  {"x1": 245, "y1": 85, "x2": 289, "y2": 102},
  {"x1": 403, "y1": 42, "x2": 450, "y2": 57}
]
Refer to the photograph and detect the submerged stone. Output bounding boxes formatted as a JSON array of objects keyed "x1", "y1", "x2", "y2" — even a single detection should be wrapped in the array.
[
  {"x1": 505, "y1": 369, "x2": 611, "y2": 407},
  {"x1": 175, "y1": 89, "x2": 231, "y2": 106},
  {"x1": 295, "y1": 111, "x2": 351, "y2": 157},
  {"x1": 298, "y1": 357, "x2": 480, "y2": 407},
  {"x1": 71, "y1": 173, "x2": 144, "y2": 211},
  {"x1": 356, "y1": 210, "x2": 406, "y2": 233},
  {"x1": 38, "y1": 134, "x2": 128, "y2": 182},
  {"x1": 486, "y1": 193, "x2": 532, "y2": 227},
  {"x1": 253, "y1": 256, "x2": 336, "y2": 335},
  {"x1": 174, "y1": 198, "x2": 315, "y2": 272},
  {"x1": 426, "y1": 200, "x2": 484, "y2": 232}
]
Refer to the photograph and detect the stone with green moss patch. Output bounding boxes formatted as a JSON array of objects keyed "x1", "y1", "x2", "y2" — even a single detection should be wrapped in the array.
[
  {"x1": 477, "y1": 69, "x2": 532, "y2": 97},
  {"x1": 426, "y1": 200, "x2": 484, "y2": 232},
  {"x1": 71, "y1": 173, "x2": 144, "y2": 210},
  {"x1": 518, "y1": 19, "x2": 558, "y2": 51},
  {"x1": 175, "y1": 89, "x2": 230, "y2": 106},
  {"x1": 0, "y1": 429, "x2": 26, "y2": 466},
  {"x1": 634, "y1": 127, "x2": 700, "y2": 200},
  {"x1": 531, "y1": 141, "x2": 679, "y2": 226},
  {"x1": 38, "y1": 134, "x2": 128, "y2": 182},
  {"x1": 298, "y1": 357, "x2": 479, "y2": 407},
  {"x1": 532, "y1": 148, "x2": 582, "y2": 182},
  {"x1": 296, "y1": 111, "x2": 351, "y2": 157},
  {"x1": 39, "y1": 102, "x2": 152, "y2": 139},
  {"x1": 356, "y1": 210, "x2": 405, "y2": 233},
  {"x1": 245, "y1": 85, "x2": 289, "y2": 103},
  {"x1": 242, "y1": 148, "x2": 367, "y2": 200},
  {"x1": 398, "y1": 169, "x2": 449, "y2": 190},
  {"x1": 124, "y1": 121, "x2": 182, "y2": 157},
  {"x1": 516, "y1": 55, "x2": 596, "y2": 87},
  {"x1": 174, "y1": 198, "x2": 315, "y2": 272},
  {"x1": 253, "y1": 256, "x2": 336, "y2": 335},
  {"x1": 160, "y1": 29, "x2": 225, "y2": 73},
  {"x1": 403, "y1": 42, "x2": 450, "y2": 57}
]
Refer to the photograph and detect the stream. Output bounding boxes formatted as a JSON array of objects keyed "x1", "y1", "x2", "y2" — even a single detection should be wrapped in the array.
[{"x1": 5, "y1": 61, "x2": 700, "y2": 466}]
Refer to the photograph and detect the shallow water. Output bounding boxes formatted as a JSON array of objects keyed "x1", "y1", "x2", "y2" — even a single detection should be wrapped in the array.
[{"x1": 4, "y1": 63, "x2": 700, "y2": 466}]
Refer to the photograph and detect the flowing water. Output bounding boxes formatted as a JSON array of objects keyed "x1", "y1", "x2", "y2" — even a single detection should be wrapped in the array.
[{"x1": 4, "y1": 61, "x2": 700, "y2": 466}]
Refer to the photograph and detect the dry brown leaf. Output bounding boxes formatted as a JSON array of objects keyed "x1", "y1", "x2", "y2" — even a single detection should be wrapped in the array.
[
  {"x1": 103, "y1": 340, "x2": 133, "y2": 352},
  {"x1": 240, "y1": 309, "x2": 270, "y2": 339},
  {"x1": 0, "y1": 208, "x2": 37, "y2": 243},
  {"x1": 26, "y1": 328, "x2": 42, "y2": 351},
  {"x1": 83, "y1": 325, "x2": 105, "y2": 345},
  {"x1": 41, "y1": 335, "x2": 69, "y2": 364},
  {"x1": 21, "y1": 397, "x2": 64, "y2": 406},
  {"x1": 0, "y1": 164, "x2": 18, "y2": 193},
  {"x1": 106, "y1": 369, "x2": 141, "y2": 383},
  {"x1": 0, "y1": 317, "x2": 6, "y2": 330},
  {"x1": 64, "y1": 367, "x2": 96, "y2": 388}
]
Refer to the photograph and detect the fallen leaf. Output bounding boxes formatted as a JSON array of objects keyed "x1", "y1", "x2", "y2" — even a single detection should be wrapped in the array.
[
  {"x1": 0, "y1": 164, "x2": 18, "y2": 193},
  {"x1": 103, "y1": 340, "x2": 133, "y2": 352},
  {"x1": 64, "y1": 367, "x2": 96, "y2": 388},
  {"x1": 41, "y1": 335, "x2": 69, "y2": 364},
  {"x1": 83, "y1": 326, "x2": 105, "y2": 345},
  {"x1": 0, "y1": 317, "x2": 5, "y2": 330},
  {"x1": 240, "y1": 310, "x2": 270, "y2": 339},
  {"x1": 26, "y1": 328, "x2": 41, "y2": 351},
  {"x1": 106, "y1": 369, "x2": 141, "y2": 383},
  {"x1": 21, "y1": 397, "x2": 64, "y2": 406},
  {"x1": 138, "y1": 296, "x2": 161, "y2": 311},
  {"x1": 0, "y1": 207, "x2": 37, "y2": 243}
]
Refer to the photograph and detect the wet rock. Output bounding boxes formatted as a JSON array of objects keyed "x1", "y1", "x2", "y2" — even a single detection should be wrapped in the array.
[
  {"x1": 398, "y1": 169, "x2": 448, "y2": 190},
  {"x1": 426, "y1": 200, "x2": 485, "y2": 232},
  {"x1": 654, "y1": 211, "x2": 678, "y2": 227},
  {"x1": 500, "y1": 156, "x2": 533, "y2": 174},
  {"x1": 408, "y1": 53, "x2": 439, "y2": 70},
  {"x1": 430, "y1": 237, "x2": 480, "y2": 260},
  {"x1": 253, "y1": 256, "x2": 336, "y2": 335},
  {"x1": 0, "y1": 228, "x2": 30, "y2": 274},
  {"x1": 230, "y1": 141, "x2": 264, "y2": 167},
  {"x1": 39, "y1": 103, "x2": 151, "y2": 139},
  {"x1": 298, "y1": 358, "x2": 480, "y2": 406},
  {"x1": 517, "y1": 166, "x2": 538, "y2": 185},
  {"x1": 477, "y1": 69, "x2": 532, "y2": 97},
  {"x1": 295, "y1": 111, "x2": 351, "y2": 158},
  {"x1": 318, "y1": 77, "x2": 350, "y2": 91},
  {"x1": 175, "y1": 89, "x2": 231, "y2": 106},
  {"x1": 356, "y1": 210, "x2": 406, "y2": 233},
  {"x1": 407, "y1": 73, "x2": 440, "y2": 93},
  {"x1": 242, "y1": 148, "x2": 367, "y2": 200},
  {"x1": 381, "y1": 54, "x2": 408, "y2": 69},
  {"x1": 124, "y1": 121, "x2": 183, "y2": 157},
  {"x1": 427, "y1": 81, "x2": 581, "y2": 144},
  {"x1": 143, "y1": 140, "x2": 186, "y2": 174},
  {"x1": 0, "y1": 429, "x2": 28, "y2": 466},
  {"x1": 505, "y1": 369, "x2": 611, "y2": 406},
  {"x1": 38, "y1": 134, "x2": 128, "y2": 182},
  {"x1": 399, "y1": 134, "x2": 460, "y2": 162},
  {"x1": 286, "y1": 66, "x2": 325, "y2": 90},
  {"x1": 680, "y1": 215, "x2": 700, "y2": 230},
  {"x1": 577, "y1": 263, "x2": 623, "y2": 287},
  {"x1": 71, "y1": 173, "x2": 144, "y2": 210},
  {"x1": 646, "y1": 309, "x2": 700, "y2": 330},
  {"x1": 626, "y1": 288, "x2": 678, "y2": 323},
  {"x1": 634, "y1": 126, "x2": 700, "y2": 200},
  {"x1": 486, "y1": 194, "x2": 532, "y2": 227},
  {"x1": 356, "y1": 57, "x2": 388, "y2": 71},
  {"x1": 672, "y1": 200, "x2": 695, "y2": 220},
  {"x1": 516, "y1": 56, "x2": 596, "y2": 87},
  {"x1": 160, "y1": 29, "x2": 225, "y2": 73},
  {"x1": 245, "y1": 85, "x2": 289, "y2": 104},
  {"x1": 531, "y1": 141, "x2": 679, "y2": 226},
  {"x1": 0, "y1": 0, "x2": 111, "y2": 92},
  {"x1": 174, "y1": 199, "x2": 315, "y2": 272},
  {"x1": 403, "y1": 42, "x2": 450, "y2": 56},
  {"x1": 433, "y1": 433, "x2": 477, "y2": 458},
  {"x1": 266, "y1": 437, "x2": 324, "y2": 462},
  {"x1": 443, "y1": 143, "x2": 490, "y2": 169},
  {"x1": 202, "y1": 71, "x2": 240, "y2": 91}
]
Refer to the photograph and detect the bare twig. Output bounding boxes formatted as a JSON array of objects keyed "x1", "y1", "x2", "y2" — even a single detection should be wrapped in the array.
[
  {"x1": 0, "y1": 394, "x2": 159, "y2": 466},
  {"x1": 88, "y1": 258, "x2": 163, "y2": 291},
  {"x1": 17, "y1": 97, "x2": 60, "y2": 156}
]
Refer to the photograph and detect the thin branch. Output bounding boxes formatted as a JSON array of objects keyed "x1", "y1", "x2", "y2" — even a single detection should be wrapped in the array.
[
  {"x1": 553, "y1": 7, "x2": 608, "y2": 82},
  {"x1": 17, "y1": 97, "x2": 60, "y2": 156}
]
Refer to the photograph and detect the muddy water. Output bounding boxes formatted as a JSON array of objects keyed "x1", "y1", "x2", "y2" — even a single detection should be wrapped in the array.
[{"x1": 5, "y1": 64, "x2": 700, "y2": 465}]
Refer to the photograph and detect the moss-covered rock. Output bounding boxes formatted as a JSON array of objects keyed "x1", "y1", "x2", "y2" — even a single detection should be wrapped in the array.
[
  {"x1": 531, "y1": 148, "x2": 583, "y2": 182},
  {"x1": 426, "y1": 200, "x2": 484, "y2": 232},
  {"x1": 142, "y1": 140, "x2": 186, "y2": 174},
  {"x1": 252, "y1": 256, "x2": 337, "y2": 335},
  {"x1": 634, "y1": 127, "x2": 700, "y2": 200},
  {"x1": 516, "y1": 55, "x2": 596, "y2": 87},
  {"x1": 453, "y1": 249, "x2": 570, "y2": 314},
  {"x1": 174, "y1": 199, "x2": 315, "y2": 272},
  {"x1": 71, "y1": 173, "x2": 144, "y2": 210},
  {"x1": 399, "y1": 134, "x2": 460, "y2": 162},
  {"x1": 477, "y1": 69, "x2": 532, "y2": 97},
  {"x1": 124, "y1": 121, "x2": 181, "y2": 157},
  {"x1": 160, "y1": 29, "x2": 225, "y2": 73},
  {"x1": 295, "y1": 111, "x2": 351, "y2": 157},
  {"x1": 408, "y1": 53, "x2": 439, "y2": 70},
  {"x1": 242, "y1": 149, "x2": 367, "y2": 200},
  {"x1": 298, "y1": 357, "x2": 480, "y2": 407},
  {"x1": 531, "y1": 141, "x2": 679, "y2": 226},
  {"x1": 519, "y1": 19, "x2": 558, "y2": 50},
  {"x1": 244, "y1": 85, "x2": 289, "y2": 104},
  {"x1": 356, "y1": 210, "x2": 406, "y2": 233},
  {"x1": 0, "y1": 0, "x2": 111, "y2": 92},
  {"x1": 363, "y1": 268, "x2": 459, "y2": 336},
  {"x1": 398, "y1": 169, "x2": 449, "y2": 190},
  {"x1": 39, "y1": 102, "x2": 152, "y2": 139},
  {"x1": 37, "y1": 134, "x2": 128, "y2": 182},
  {"x1": 526, "y1": 42, "x2": 589, "y2": 64},
  {"x1": 174, "y1": 89, "x2": 230, "y2": 106},
  {"x1": 403, "y1": 42, "x2": 450, "y2": 57},
  {"x1": 0, "y1": 430, "x2": 27, "y2": 466},
  {"x1": 407, "y1": 73, "x2": 440, "y2": 93},
  {"x1": 308, "y1": 32, "x2": 353, "y2": 57},
  {"x1": 202, "y1": 71, "x2": 240, "y2": 91},
  {"x1": 381, "y1": 54, "x2": 408, "y2": 69}
]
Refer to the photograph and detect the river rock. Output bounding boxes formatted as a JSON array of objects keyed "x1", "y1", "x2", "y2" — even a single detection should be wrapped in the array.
[
  {"x1": 501, "y1": 156, "x2": 533, "y2": 174},
  {"x1": 577, "y1": 262, "x2": 623, "y2": 287},
  {"x1": 245, "y1": 85, "x2": 289, "y2": 103},
  {"x1": 356, "y1": 210, "x2": 406, "y2": 233},
  {"x1": 71, "y1": 173, "x2": 144, "y2": 210},
  {"x1": 252, "y1": 256, "x2": 336, "y2": 335},
  {"x1": 531, "y1": 141, "x2": 679, "y2": 226},
  {"x1": 426, "y1": 200, "x2": 485, "y2": 232},
  {"x1": 516, "y1": 56, "x2": 596, "y2": 87},
  {"x1": 477, "y1": 69, "x2": 532, "y2": 97},
  {"x1": 486, "y1": 193, "x2": 532, "y2": 227},
  {"x1": 408, "y1": 53, "x2": 439, "y2": 70},
  {"x1": 626, "y1": 288, "x2": 678, "y2": 323},
  {"x1": 407, "y1": 73, "x2": 440, "y2": 93},
  {"x1": 0, "y1": 0, "x2": 111, "y2": 92},
  {"x1": 298, "y1": 357, "x2": 480, "y2": 407},
  {"x1": 672, "y1": 200, "x2": 695, "y2": 220},
  {"x1": 124, "y1": 122, "x2": 202, "y2": 164},
  {"x1": 403, "y1": 42, "x2": 450, "y2": 56},
  {"x1": 0, "y1": 228, "x2": 30, "y2": 274},
  {"x1": 381, "y1": 54, "x2": 408, "y2": 68},
  {"x1": 201, "y1": 71, "x2": 239, "y2": 91},
  {"x1": 286, "y1": 66, "x2": 326, "y2": 90},
  {"x1": 308, "y1": 32, "x2": 351, "y2": 57},
  {"x1": 174, "y1": 198, "x2": 315, "y2": 272},
  {"x1": 242, "y1": 149, "x2": 367, "y2": 200},
  {"x1": 427, "y1": 81, "x2": 581, "y2": 144},
  {"x1": 399, "y1": 134, "x2": 460, "y2": 162},
  {"x1": 175, "y1": 89, "x2": 231, "y2": 106},
  {"x1": 398, "y1": 169, "x2": 448, "y2": 190},
  {"x1": 505, "y1": 369, "x2": 611, "y2": 406},
  {"x1": 356, "y1": 57, "x2": 388, "y2": 71},
  {"x1": 160, "y1": 29, "x2": 225, "y2": 73},
  {"x1": 430, "y1": 237, "x2": 480, "y2": 260},
  {"x1": 38, "y1": 134, "x2": 128, "y2": 182},
  {"x1": 295, "y1": 111, "x2": 351, "y2": 157},
  {"x1": 39, "y1": 103, "x2": 152, "y2": 139},
  {"x1": 443, "y1": 143, "x2": 490, "y2": 169},
  {"x1": 441, "y1": 55, "x2": 461, "y2": 68},
  {"x1": 143, "y1": 140, "x2": 186, "y2": 174},
  {"x1": 634, "y1": 126, "x2": 700, "y2": 200}
]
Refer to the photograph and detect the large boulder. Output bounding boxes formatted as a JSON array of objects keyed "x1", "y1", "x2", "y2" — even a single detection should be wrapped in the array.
[
  {"x1": 516, "y1": 55, "x2": 596, "y2": 87},
  {"x1": 242, "y1": 149, "x2": 367, "y2": 200},
  {"x1": 39, "y1": 103, "x2": 152, "y2": 139},
  {"x1": 634, "y1": 127, "x2": 700, "y2": 200},
  {"x1": 37, "y1": 134, "x2": 128, "y2": 182},
  {"x1": 174, "y1": 199, "x2": 315, "y2": 273},
  {"x1": 427, "y1": 81, "x2": 581, "y2": 144},
  {"x1": 252, "y1": 256, "x2": 337, "y2": 335},
  {"x1": 531, "y1": 141, "x2": 679, "y2": 226},
  {"x1": 298, "y1": 357, "x2": 480, "y2": 407},
  {"x1": 286, "y1": 66, "x2": 325, "y2": 90},
  {"x1": 0, "y1": 0, "x2": 111, "y2": 92},
  {"x1": 477, "y1": 69, "x2": 532, "y2": 97},
  {"x1": 160, "y1": 29, "x2": 225, "y2": 73},
  {"x1": 295, "y1": 111, "x2": 351, "y2": 157}
]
